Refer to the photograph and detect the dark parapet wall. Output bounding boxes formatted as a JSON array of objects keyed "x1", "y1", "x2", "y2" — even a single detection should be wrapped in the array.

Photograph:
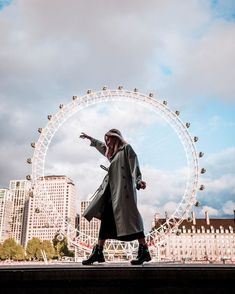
[{"x1": 0, "y1": 263, "x2": 235, "y2": 294}]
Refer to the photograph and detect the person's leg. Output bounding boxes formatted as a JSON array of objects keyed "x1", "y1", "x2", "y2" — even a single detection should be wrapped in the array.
[
  {"x1": 131, "y1": 237, "x2": 151, "y2": 265},
  {"x1": 82, "y1": 239, "x2": 106, "y2": 265},
  {"x1": 98, "y1": 239, "x2": 106, "y2": 247},
  {"x1": 138, "y1": 238, "x2": 146, "y2": 245}
]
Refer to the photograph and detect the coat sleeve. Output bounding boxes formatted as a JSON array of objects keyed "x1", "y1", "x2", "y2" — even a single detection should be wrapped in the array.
[
  {"x1": 90, "y1": 138, "x2": 106, "y2": 156},
  {"x1": 125, "y1": 144, "x2": 142, "y2": 186}
]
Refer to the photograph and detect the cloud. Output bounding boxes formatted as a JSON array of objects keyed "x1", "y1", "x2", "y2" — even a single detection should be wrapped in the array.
[
  {"x1": 203, "y1": 147, "x2": 235, "y2": 178},
  {"x1": 195, "y1": 148, "x2": 235, "y2": 217},
  {"x1": 1, "y1": 0, "x2": 235, "y2": 102},
  {"x1": 0, "y1": 0, "x2": 235, "y2": 227},
  {"x1": 198, "y1": 205, "x2": 220, "y2": 217},
  {"x1": 205, "y1": 174, "x2": 235, "y2": 194},
  {"x1": 222, "y1": 200, "x2": 235, "y2": 215}
]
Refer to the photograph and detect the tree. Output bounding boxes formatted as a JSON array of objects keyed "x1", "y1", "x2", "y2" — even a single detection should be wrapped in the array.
[
  {"x1": 0, "y1": 238, "x2": 25, "y2": 261},
  {"x1": 41, "y1": 240, "x2": 55, "y2": 260},
  {"x1": 52, "y1": 233, "x2": 74, "y2": 258},
  {"x1": 13, "y1": 245, "x2": 25, "y2": 261},
  {"x1": 26, "y1": 237, "x2": 42, "y2": 260},
  {"x1": 0, "y1": 243, "x2": 5, "y2": 260},
  {"x1": 26, "y1": 238, "x2": 55, "y2": 261}
]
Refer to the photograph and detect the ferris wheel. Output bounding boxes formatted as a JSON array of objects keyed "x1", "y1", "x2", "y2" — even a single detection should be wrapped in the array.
[{"x1": 27, "y1": 87, "x2": 205, "y2": 259}]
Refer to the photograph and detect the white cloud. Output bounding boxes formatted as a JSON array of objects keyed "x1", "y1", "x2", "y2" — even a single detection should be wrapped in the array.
[
  {"x1": 0, "y1": 0, "x2": 235, "y2": 225},
  {"x1": 205, "y1": 174, "x2": 235, "y2": 194},
  {"x1": 222, "y1": 200, "x2": 235, "y2": 215},
  {"x1": 162, "y1": 201, "x2": 180, "y2": 216},
  {"x1": 194, "y1": 148, "x2": 235, "y2": 217},
  {"x1": 198, "y1": 205, "x2": 220, "y2": 217}
]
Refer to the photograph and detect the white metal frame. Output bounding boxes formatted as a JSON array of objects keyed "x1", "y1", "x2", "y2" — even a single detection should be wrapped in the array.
[{"x1": 29, "y1": 88, "x2": 202, "y2": 258}]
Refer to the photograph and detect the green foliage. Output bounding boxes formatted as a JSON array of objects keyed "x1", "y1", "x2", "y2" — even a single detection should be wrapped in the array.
[
  {"x1": 52, "y1": 233, "x2": 74, "y2": 258},
  {"x1": 0, "y1": 238, "x2": 25, "y2": 261},
  {"x1": 14, "y1": 245, "x2": 25, "y2": 261},
  {"x1": 41, "y1": 240, "x2": 55, "y2": 260},
  {"x1": 0, "y1": 235, "x2": 72, "y2": 262},
  {"x1": 26, "y1": 237, "x2": 42, "y2": 260},
  {"x1": 26, "y1": 237, "x2": 55, "y2": 261}
]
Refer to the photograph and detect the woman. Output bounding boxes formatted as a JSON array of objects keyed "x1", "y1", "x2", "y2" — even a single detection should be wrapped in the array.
[{"x1": 80, "y1": 129, "x2": 151, "y2": 265}]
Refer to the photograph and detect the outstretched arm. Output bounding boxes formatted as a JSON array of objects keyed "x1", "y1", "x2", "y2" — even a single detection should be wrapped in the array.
[{"x1": 80, "y1": 132, "x2": 106, "y2": 156}]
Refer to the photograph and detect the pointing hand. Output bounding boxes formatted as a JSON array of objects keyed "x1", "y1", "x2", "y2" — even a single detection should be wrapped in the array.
[{"x1": 80, "y1": 132, "x2": 92, "y2": 140}]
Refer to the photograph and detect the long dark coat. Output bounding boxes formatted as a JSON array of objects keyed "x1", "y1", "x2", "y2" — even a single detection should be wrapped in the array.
[{"x1": 83, "y1": 138, "x2": 144, "y2": 237}]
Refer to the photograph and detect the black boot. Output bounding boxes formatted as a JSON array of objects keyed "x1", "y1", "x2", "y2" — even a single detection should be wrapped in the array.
[
  {"x1": 131, "y1": 244, "x2": 151, "y2": 265},
  {"x1": 82, "y1": 245, "x2": 105, "y2": 265}
]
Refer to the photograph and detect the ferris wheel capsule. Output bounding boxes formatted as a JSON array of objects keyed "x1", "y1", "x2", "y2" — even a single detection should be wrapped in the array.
[
  {"x1": 72, "y1": 96, "x2": 77, "y2": 100},
  {"x1": 102, "y1": 86, "x2": 107, "y2": 91},
  {"x1": 134, "y1": 88, "x2": 138, "y2": 92},
  {"x1": 87, "y1": 89, "x2": 92, "y2": 94},
  {"x1": 199, "y1": 151, "x2": 204, "y2": 157},
  {"x1": 38, "y1": 128, "x2": 43, "y2": 133},
  {"x1": 59, "y1": 104, "x2": 64, "y2": 109},
  {"x1": 194, "y1": 136, "x2": 198, "y2": 142},
  {"x1": 195, "y1": 201, "x2": 200, "y2": 207},
  {"x1": 199, "y1": 184, "x2": 205, "y2": 190},
  {"x1": 26, "y1": 175, "x2": 31, "y2": 181},
  {"x1": 186, "y1": 122, "x2": 191, "y2": 128},
  {"x1": 31, "y1": 142, "x2": 35, "y2": 148},
  {"x1": 175, "y1": 110, "x2": 180, "y2": 116},
  {"x1": 201, "y1": 168, "x2": 206, "y2": 174},
  {"x1": 118, "y1": 86, "x2": 123, "y2": 90},
  {"x1": 163, "y1": 100, "x2": 167, "y2": 105},
  {"x1": 47, "y1": 115, "x2": 52, "y2": 120},
  {"x1": 27, "y1": 158, "x2": 32, "y2": 164},
  {"x1": 149, "y1": 92, "x2": 154, "y2": 97}
]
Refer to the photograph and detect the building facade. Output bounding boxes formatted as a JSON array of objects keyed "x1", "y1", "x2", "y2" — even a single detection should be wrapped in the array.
[
  {"x1": 25, "y1": 175, "x2": 76, "y2": 245},
  {"x1": 0, "y1": 189, "x2": 13, "y2": 242},
  {"x1": 152, "y1": 211, "x2": 235, "y2": 263},
  {"x1": 9, "y1": 180, "x2": 31, "y2": 245},
  {"x1": 79, "y1": 200, "x2": 100, "y2": 246}
]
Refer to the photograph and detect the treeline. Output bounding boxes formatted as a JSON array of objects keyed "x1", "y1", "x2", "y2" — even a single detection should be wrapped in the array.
[{"x1": 0, "y1": 234, "x2": 74, "y2": 261}]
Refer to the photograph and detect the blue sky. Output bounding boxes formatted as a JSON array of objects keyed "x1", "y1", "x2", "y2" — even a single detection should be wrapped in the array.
[
  {"x1": 0, "y1": 0, "x2": 235, "y2": 230},
  {"x1": 0, "y1": 0, "x2": 13, "y2": 11}
]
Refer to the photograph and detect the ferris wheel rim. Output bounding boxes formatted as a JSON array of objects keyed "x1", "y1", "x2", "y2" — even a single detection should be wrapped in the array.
[{"x1": 29, "y1": 88, "x2": 201, "y2": 252}]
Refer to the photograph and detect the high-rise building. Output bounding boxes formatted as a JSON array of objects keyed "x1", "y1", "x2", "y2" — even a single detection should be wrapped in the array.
[
  {"x1": 0, "y1": 188, "x2": 13, "y2": 242},
  {"x1": 25, "y1": 175, "x2": 76, "y2": 245},
  {"x1": 151, "y1": 211, "x2": 235, "y2": 263},
  {"x1": 79, "y1": 200, "x2": 100, "y2": 246},
  {"x1": 9, "y1": 180, "x2": 31, "y2": 245}
]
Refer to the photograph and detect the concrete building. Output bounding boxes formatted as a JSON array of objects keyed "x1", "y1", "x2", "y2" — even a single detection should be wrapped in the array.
[
  {"x1": 79, "y1": 200, "x2": 100, "y2": 246},
  {"x1": 0, "y1": 188, "x2": 13, "y2": 242},
  {"x1": 152, "y1": 211, "x2": 235, "y2": 263},
  {"x1": 25, "y1": 175, "x2": 76, "y2": 245},
  {"x1": 9, "y1": 180, "x2": 31, "y2": 245}
]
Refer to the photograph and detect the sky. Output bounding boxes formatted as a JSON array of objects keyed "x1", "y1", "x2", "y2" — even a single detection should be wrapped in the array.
[{"x1": 0, "y1": 0, "x2": 235, "y2": 232}]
